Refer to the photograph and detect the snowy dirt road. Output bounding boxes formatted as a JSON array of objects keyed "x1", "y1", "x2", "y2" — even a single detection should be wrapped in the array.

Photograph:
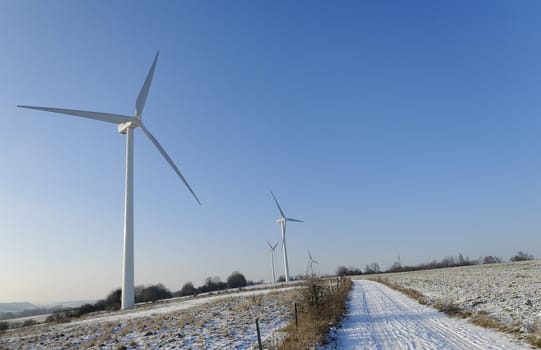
[{"x1": 322, "y1": 280, "x2": 528, "y2": 350}]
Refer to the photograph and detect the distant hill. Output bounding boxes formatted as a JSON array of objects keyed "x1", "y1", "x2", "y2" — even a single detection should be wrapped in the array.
[
  {"x1": 45, "y1": 300, "x2": 96, "y2": 309},
  {"x1": 0, "y1": 302, "x2": 38, "y2": 313}
]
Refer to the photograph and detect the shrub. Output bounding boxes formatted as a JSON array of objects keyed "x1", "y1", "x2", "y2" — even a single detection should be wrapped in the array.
[
  {"x1": 483, "y1": 256, "x2": 503, "y2": 264},
  {"x1": 104, "y1": 289, "x2": 122, "y2": 310},
  {"x1": 389, "y1": 262, "x2": 402, "y2": 272},
  {"x1": 197, "y1": 276, "x2": 227, "y2": 293},
  {"x1": 227, "y1": 271, "x2": 247, "y2": 288},
  {"x1": 365, "y1": 262, "x2": 381, "y2": 274},
  {"x1": 93, "y1": 299, "x2": 106, "y2": 311},
  {"x1": 135, "y1": 284, "x2": 172, "y2": 303},
  {"x1": 22, "y1": 319, "x2": 36, "y2": 327},
  {"x1": 279, "y1": 277, "x2": 352, "y2": 349},
  {"x1": 78, "y1": 303, "x2": 98, "y2": 316},
  {"x1": 511, "y1": 251, "x2": 534, "y2": 262},
  {"x1": 46, "y1": 311, "x2": 71, "y2": 323},
  {"x1": 336, "y1": 266, "x2": 363, "y2": 276},
  {"x1": 176, "y1": 282, "x2": 196, "y2": 296}
]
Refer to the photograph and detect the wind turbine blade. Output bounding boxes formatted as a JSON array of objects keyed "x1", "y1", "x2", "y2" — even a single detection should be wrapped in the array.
[
  {"x1": 308, "y1": 249, "x2": 312, "y2": 260},
  {"x1": 266, "y1": 240, "x2": 273, "y2": 249},
  {"x1": 139, "y1": 122, "x2": 201, "y2": 205},
  {"x1": 313, "y1": 259, "x2": 320, "y2": 264},
  {"x1": 272, "y1": 242, "x2": 278, "y2": 249},
  {"x1": 269, "y1": 190, "x2": 285, "y2": 218},
  {"x1": 286, "y1": 218, "x2": 303, "y2": 223},
  {"x1": 135, "y1": 51, "x2": 159, "y2": 117},
  {"x1": 17, "y1": 105, "x2": 133, "y2": 124}
]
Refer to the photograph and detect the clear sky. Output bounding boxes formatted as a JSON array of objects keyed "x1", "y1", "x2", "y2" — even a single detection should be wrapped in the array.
[{"x1": 1, "y1": 1, "x2": 540, "y2": 304}]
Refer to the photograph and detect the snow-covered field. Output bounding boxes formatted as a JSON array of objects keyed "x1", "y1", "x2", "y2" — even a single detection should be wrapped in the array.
[
  {"x1": 321, "y1": 280, "x2": 528, "y2": 349},
  {"x1": 367, "y1": 260, "x2": 541, "y2": 345},
  {"x1": 0, "y1": 287, "x2": 298, "y2": 349},
  {"x1": 5, "y1": 261, "x2": 539, "y2": 349}
]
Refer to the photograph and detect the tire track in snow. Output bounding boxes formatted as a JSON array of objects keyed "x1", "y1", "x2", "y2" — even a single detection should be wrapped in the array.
[
  {"x1": 322, "y1": 280, "x2": 528, "y2": 350},
  {"x1": 359, "y1": 283, "x2": 383, "y2": 350},
  {"x1": 368, "y1": 282, "x2": 485, "y2": 350},
  {"x1": 363, "y1": 280, "x2": 453, "y2": 349}
]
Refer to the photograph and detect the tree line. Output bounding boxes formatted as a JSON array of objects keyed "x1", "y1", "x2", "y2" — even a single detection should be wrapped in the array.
[
  {"x1": 43, "y1": 271, "x2": 256, "y2": 323},
  {"x1": 336, "y1": 251, "x2": 535, "y2": 276},
  {"x1": 175, "y1": 271, "x2": 255, "y2": 296}
]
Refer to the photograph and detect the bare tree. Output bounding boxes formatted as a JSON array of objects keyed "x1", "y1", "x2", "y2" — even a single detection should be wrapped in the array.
[
  {"x1": 511, "y1": 251, "x2": 534, "y2": 262},
  {"x1": 365, "y1": 262, "x2": 381, "y2": 274}
]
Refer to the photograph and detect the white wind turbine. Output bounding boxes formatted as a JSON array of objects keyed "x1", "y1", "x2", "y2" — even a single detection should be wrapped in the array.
[
  {"x1": 266, "y1": 240, "x2": 278, "y2": 283},
  {"x1": 270, "y1": 190, "x2": 303, "y2": 282},
  {"x1": 18, "y1": 51, "x2": 201, "y2": 310},
  {"x1": 306, "y1": 249, "x2": 320, "y2": 278}
]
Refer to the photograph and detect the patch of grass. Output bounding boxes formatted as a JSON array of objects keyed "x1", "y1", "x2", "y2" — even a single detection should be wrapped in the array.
[
  {"x1": 250, "y1": 293, "x2": 264, "y2": 306},
  {"x1": 372, "y1": 277, "x2": 428, "y2": 305},
  {"x1": 470, "y1": 310, "x2": 505, "y2": 329},
  {"x1": 432, "y1": 301, "x2": 472, "y2": 319},
  {"x1": 278, "y1": 277, "x2": 352, "y2": 349},
  {"x1": 528, "y1": 334, "x2": 541, "y2": 348},
  {"x1": 525, "y1": 322, "x2": 541, "y2": 348}
]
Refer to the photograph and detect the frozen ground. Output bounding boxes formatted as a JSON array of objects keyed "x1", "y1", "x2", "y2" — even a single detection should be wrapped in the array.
[
  {"x1": 0, "y1": 287, "x2": 298, "y2": 349},
  {"x1": 321, "y1": 280, "x2": 529, "y2": 349},
  {"x1": 367, "y1": 260, "x2": 541, "y2": 345}
]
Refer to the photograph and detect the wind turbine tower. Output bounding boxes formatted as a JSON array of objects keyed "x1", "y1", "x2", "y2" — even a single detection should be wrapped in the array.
[
  {"x1": 270, "y1": 190, "x2": 303, "y2": 282},
  {"x1": 18, "y1": 51, "x2": 201, "y2": 310},
  {"x1": 306, "y1": 249, "x2": 320, "y2": 278},
  {"x1": 266, "y1": 240, "x2": 278, "y2": 283}
]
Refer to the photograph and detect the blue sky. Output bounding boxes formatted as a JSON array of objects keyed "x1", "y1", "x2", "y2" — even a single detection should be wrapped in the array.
[{"x1": 1, "y1": 1, "x2": 540, "y2": 304}]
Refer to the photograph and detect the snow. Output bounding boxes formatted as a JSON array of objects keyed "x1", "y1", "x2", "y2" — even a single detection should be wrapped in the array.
[
  {"x1": 321, "y1": 280, "x2": 529, "y2": 349},
  {"x1": 378, "y1": 260, "x2": 541, "y2": 342},
  {"x1": 6, "y1": 262, "x2": 537, "y2": 349},
  {"x1": 73, "y1": 286, "x2": 297, "y2": 326},
  {"x1": 0, "y1": 287, "x2": 298, "y2": 349}
]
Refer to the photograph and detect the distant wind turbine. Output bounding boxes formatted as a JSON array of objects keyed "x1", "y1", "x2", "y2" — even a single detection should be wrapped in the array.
[
  {"x1": 266, "y1": 240, "x2": 278, "y2": 283},
  {"x1": 270, "y1": 190, "x2": 303, "y2": 282},
  {"x1": 18, "y1": 51, "x2": 201, "y2": 310},
  {"x1": 306, "y1": 249, "x2": 320, "y2": 277}
]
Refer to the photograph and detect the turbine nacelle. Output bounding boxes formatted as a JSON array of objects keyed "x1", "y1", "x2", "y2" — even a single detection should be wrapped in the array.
[
  {"x1": 276, "y1": 217, "x2": 303, "y2": 224},
  {"x1": 118, "y1": 119, "x2": 139, "y2": 134},
  {"x1": 308, "y1": 250, "x2": 320, "y2": 265}
]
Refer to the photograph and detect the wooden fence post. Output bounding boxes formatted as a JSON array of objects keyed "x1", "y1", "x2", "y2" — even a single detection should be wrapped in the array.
[
  {"x1": 256, "y1": 318, "x2": 263, "y2": 350},
  {"x1": 295, "y1": 302, "x2": 298, "y2": 330}
]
